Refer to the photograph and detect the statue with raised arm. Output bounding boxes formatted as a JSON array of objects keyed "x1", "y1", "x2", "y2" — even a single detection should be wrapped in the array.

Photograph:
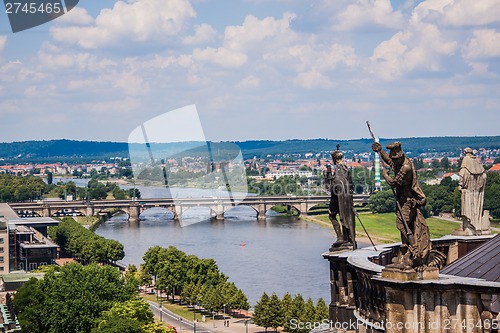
[
  {"x1": 371, "y1": 141, "x2": 431, "y2": 268},
  {"x1": 459, "y1": 148, "x2": 488, "y2": 235},
  {"x1": 324, "y1": 145, "x2": 356, "y2": 251}
]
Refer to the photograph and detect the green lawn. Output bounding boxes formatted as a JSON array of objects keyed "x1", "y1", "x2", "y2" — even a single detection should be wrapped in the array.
[
  {"x1": 141, "y1": 294, "x2": 211, "y2": 322},
  {"x1": 313, "y1": 212, "x2": 460, "y2": 243}
]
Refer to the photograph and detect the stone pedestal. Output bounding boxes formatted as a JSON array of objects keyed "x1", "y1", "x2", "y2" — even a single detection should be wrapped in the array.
[
  {"x1": 453, "y1": 210, "x2": 491, "y2": 236},
  {"x1": 329, "y1": 242, "x2": 355, "y2": 253},
  {"x1": 382, "y1": 265, "x2": 439, "y2": 281}
]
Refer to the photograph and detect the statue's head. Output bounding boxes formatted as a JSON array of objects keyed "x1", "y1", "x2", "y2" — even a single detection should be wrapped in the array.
[
  {"x1": 331, "y1": 150, "x2": 343, "y2": 163},
  {"x1": 464, "y1": 147, "x2": 473, "y2": 155},
  {"x1": 386, "y1": 142, "x2": 404, "y2": 159}
]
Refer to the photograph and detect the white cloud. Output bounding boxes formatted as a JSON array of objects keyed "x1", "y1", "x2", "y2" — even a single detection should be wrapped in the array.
[
  {"x1": 84, "y1": 97, "x2": 141, "y2": 113},
  {"x1": 183, "y1": 23, "x2": 217, "y2": 45},
  {"x1": 223, "y1": 12, "x2": 298, "y2": 53},
  {"x1": 334, "y1": 0, "x2": 405, "y2": 31},
  {"x1": 50, "y1": 0, "x2": 196, "y2": 49},
  {"x1": 286, "y1": 43, "x2": 357, "y2": 72},
  {"x1": 411, "y1": 0, "x2": 500, "y2": 26},
  {"x1": 237, "y1": 75, "x2": 260, "y2": 89},
  {"x1": 0, "y1": 36, "x2": 6, "y2": 53},
  {"x1": 24, "y1": 84, "x2": 57, "y2": 98},
  {"x1": 370, "y1": 0, "x2": 464, "y2": 80},
  {"x1": 462, "y1": 29, "x2": 500, "y2": 59},
  {"x1": 442, "y1": 0, "x2": 500, "y2": 26},
  {"x1": 193, "y1": 47, "x2": 247, "y2": 68},
  {"x1": 55, "y1": 7, "x2": 94, "y2": 25},
  {"x1": 108, "y1": 71, "x2": 150, "y2": 95},
  {"x1": 295, "y1": 70, "x2": 333, "y2": 89}
]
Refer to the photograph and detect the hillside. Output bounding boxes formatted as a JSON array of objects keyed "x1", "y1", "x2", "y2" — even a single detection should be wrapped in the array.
[{"x1": 0, "y1": 136, "x2": 499, "y2": 163}]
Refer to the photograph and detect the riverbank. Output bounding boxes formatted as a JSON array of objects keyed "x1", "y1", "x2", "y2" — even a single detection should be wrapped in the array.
[
  {"x1": 301, "y1": 212, "x2": 462, "y2": 245},
  {"x1": 75, "y1": 208, "x2": 120, "y2": 231}
]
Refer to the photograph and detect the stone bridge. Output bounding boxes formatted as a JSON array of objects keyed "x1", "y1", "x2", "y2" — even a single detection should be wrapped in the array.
[{"x1": 8, "y1": 195, "x2": 369, "y2": 223}]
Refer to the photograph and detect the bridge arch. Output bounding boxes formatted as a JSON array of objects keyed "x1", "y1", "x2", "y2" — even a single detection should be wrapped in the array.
[
  {"x1": 268, "y1": 204, "x2": 301, "y2": 216},
  {"x1": 224, "y1": 205, "x2": 259, "y2": 219},
  {"x1": 139, "y1": 206, "x2": 176, "y2": 220},
  {"x1": 15, "y1": 209, "x2": 42, "y2": 218},
  {"x1": 50, "y1": 208, "x2": 84, "y2": 217}
]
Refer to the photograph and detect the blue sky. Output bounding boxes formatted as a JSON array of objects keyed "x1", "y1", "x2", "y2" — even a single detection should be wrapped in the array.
[{"x1": 0, "y1": 0, "x2": 499, "y2": 143}]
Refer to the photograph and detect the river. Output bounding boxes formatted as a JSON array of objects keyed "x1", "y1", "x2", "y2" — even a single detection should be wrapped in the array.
[
  {"x1": 55, "y1": 178, "x2": 334, "y2": 306},
  {"x1": 95, "y1": 207, "x2": 334, "y2": 307}
]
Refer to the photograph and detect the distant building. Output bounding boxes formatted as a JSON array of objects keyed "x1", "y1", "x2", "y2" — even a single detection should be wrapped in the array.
[
  {"x1": 0, "y1": 220, "x2": 8, "y2": 274},
  {"x1": 441, "y1": 172, "x2": 460, "y2": 181},
  {"x1": 0, "y1": 293, "x2": 22, "y2": 332},
  {"x1": 265, "y1": 170, "x2": 313, "y2": 179},
  {"x1": 489, "y1": 163, "x2": 500, "y2": 173},
  {"x1": 0, "y1": 204, "x2": 59, "y2": 273},
  {"x1": 10, "y1": 225, "x2": 58, "y2": 271}
]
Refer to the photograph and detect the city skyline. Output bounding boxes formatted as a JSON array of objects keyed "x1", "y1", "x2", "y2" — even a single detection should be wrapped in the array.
[{"x1": 0, "y1": 0, "x2": 499, "y2": 142}]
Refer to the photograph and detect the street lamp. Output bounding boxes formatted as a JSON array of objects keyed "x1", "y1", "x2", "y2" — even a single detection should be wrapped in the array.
[
  {"x1": 159, "y1": 296, "x2": 162, "y2": 322},
  {"x1": 193, "y1": 306, "x2": 197, "y2": 333}
]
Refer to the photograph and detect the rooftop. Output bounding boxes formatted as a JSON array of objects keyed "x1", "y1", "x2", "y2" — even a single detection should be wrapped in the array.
[{"x1": 441, "y1": 234, "x2": 500, "y2": 282}]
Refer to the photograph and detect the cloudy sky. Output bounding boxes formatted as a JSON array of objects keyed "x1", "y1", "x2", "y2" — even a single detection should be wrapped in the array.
[{"x1": 0, "y1": 0, "x2": 499, "y2": 143}]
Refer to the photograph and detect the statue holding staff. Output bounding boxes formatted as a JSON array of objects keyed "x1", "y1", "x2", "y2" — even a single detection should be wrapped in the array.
[
  {"x1": 371, "y1": 141, "x2": 431, "y2": 268},
  {"x1": 324, "y1": 145, "x2": 356, "y2": 250}
]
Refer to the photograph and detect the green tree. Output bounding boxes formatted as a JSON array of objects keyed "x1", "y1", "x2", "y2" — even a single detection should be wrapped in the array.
[
  {"x1": 268, "y1": 293, "x2": 284, "y2": 332},
  {"x1": 441, "y1": 157, "x2": 451, "y2": 170},
  {"x1": 97, "y1": 299, "x2": 154, "y2": 326},
  {"x1": 288, "y1": 294, "x2": 305, "y2": 333},
  {"x1": 47, "y1": 171, "x2": 53, "y2": 185},
  {"x1": 112, "y1": 187, "x2": 128, "y2": 199},
  {"x1": 368, "y1": 190, "x2": 396, "y2": 213},
  {"x1": 484, "y1": 171, "x2": 500, "y2": 218},
  {"x1": 254, "y1": 292, "x2": 271, "y2": 332},
  {"x1": 14, "y1": 263, "x2": 136, "y2": 333},
  {"x1": 281, "y1": 293, "x2": 294, "y2": 332},
  {"x1": 11, "y1": 278, "x2": 47, "y2": 332},
  {"x1": 301, "y1": 298, "x2": 316, "y2": 327},
  {"x1": 142, "y1": 323, "x2": 176, "y2": 333},
  {"x1": 314, "y1": 298, "x2": 329, "y2": 322},
  {"x1": 91, "y1": 317, "x2": 143, "y2": 333}
]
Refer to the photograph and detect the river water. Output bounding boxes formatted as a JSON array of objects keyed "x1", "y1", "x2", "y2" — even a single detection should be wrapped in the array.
[
  {"x1": 55, "y1": 178, "x2": 334, "y2": 306},
  {"x1": 95, "y1": 207, "x2": 334, "y2": 307}
]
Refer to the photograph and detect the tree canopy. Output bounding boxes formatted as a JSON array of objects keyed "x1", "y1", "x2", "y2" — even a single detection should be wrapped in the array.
[{"x1": 49, "y1": 217, "x2": 125, "y2": 264}]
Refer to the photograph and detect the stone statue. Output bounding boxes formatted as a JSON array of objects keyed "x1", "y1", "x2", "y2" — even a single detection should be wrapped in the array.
[
  {"x1": 324, "y1": 145, "x2": 356, "y2": 250},
  {"x1": 372, "y1": 141, "x2": 432, "y2": 269},
  {"x1": 459, "y1": 147, "x2": 488, "y2": 235}
]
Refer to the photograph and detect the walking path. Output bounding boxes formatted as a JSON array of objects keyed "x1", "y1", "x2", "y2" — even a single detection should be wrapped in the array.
[{"x1": 148, "y1": 300, "x2": 266, "y2": 333}]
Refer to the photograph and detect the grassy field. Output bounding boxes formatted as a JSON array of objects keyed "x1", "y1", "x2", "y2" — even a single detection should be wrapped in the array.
[
  {"x1": 141, "y1": 294, "x2": 205, "y2": 322},
  {"x1": 311, "y1": 212, "x2": 460, "y2": 244}
]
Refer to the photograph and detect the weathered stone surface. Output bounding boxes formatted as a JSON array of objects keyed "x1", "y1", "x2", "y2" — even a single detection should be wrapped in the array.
[
  {"x1": 459, "y1": 148, "x2": 488, "y2": 235},
  {"x1": 381, "y1": 266, "x2": 419, "y2": 281}
]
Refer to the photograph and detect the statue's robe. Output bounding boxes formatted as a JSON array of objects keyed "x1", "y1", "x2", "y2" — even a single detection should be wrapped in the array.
[
  {"x1": 332, "y1": 163, "x2": 356, "y2": 247},
  {"x1": 459, "y1": 155, "x2": 487, "y2": 232}
]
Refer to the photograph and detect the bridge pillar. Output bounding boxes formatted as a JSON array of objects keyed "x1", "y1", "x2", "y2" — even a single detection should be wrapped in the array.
[
  {"x1": 215, "y1": 203, "x2": 225, "y2": 220},
  {"x1": 85, "y1": 205, "x2": 94, "y2": 217},
  {"x1": 128, "y1": 204, "x2": 140, "y2": 223},
  {"x1": 42, "y1": 205, "x2": 51, "y2": 217},
  {"x1": 257, "y1": 203, "x2": 266, "y2": 220},
  {"x1": 300, "y1": 202, "x2": 308, "y2": 217},
  {"x1": 173, "y1": 205, "x2": 185, "y2": 222}
]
